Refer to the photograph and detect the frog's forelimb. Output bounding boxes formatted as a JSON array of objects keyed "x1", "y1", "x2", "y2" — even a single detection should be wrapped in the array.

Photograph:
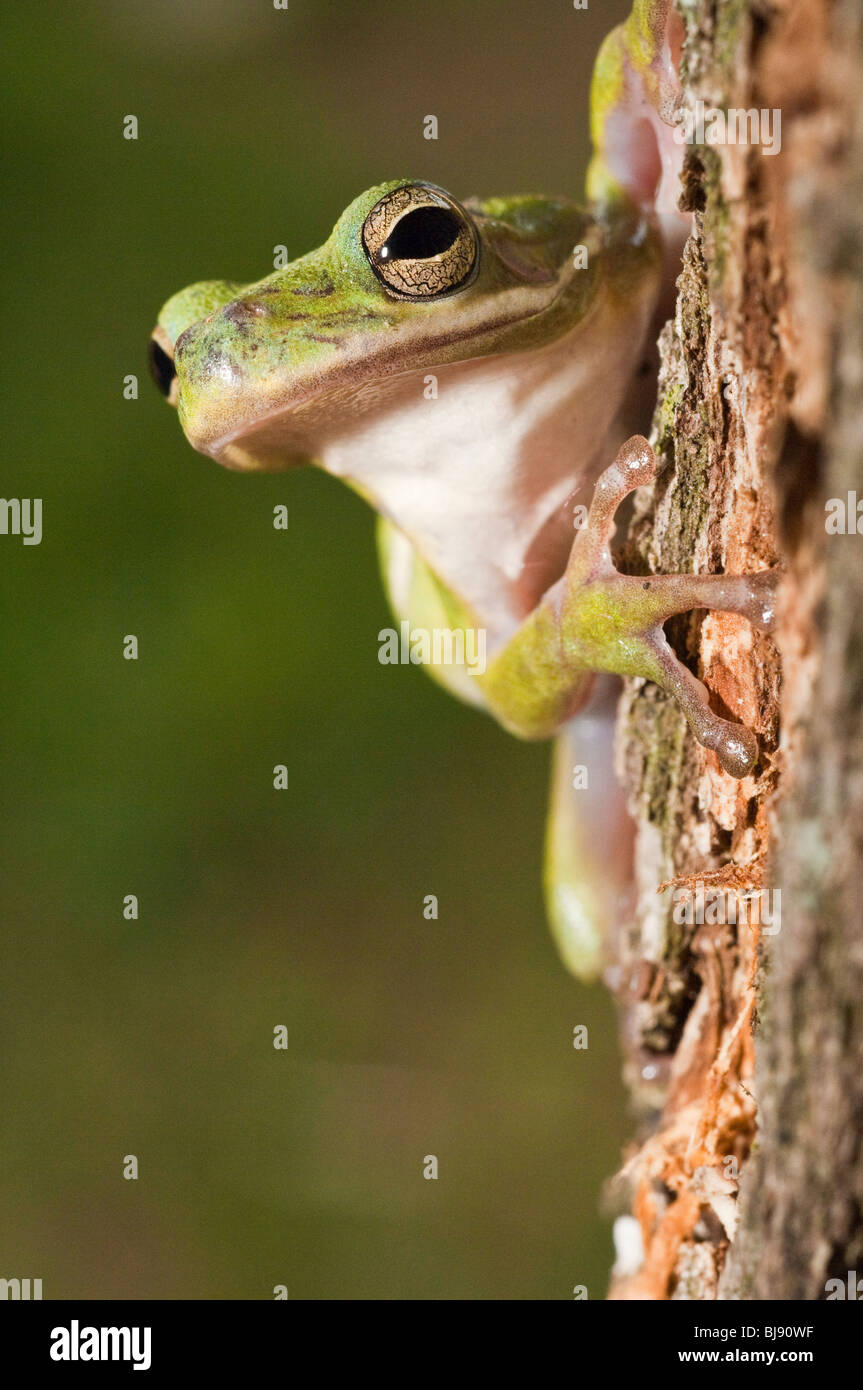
[{"x1": 480, "y1": 435, "x2": 779, "y2": 781}]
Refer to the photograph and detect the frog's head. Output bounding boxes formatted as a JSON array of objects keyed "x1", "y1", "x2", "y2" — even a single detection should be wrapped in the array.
[{"x1": 150, "y1": 179, "x2": 606, "y2": 473}]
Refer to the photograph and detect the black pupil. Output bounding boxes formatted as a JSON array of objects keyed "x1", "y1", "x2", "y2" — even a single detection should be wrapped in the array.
[
  {"x1": 149, "y1": 338, "x2": 176, "y2": 397},
  {"x1": 380, "y1": 205, "x2": 461, "y2": 261}
]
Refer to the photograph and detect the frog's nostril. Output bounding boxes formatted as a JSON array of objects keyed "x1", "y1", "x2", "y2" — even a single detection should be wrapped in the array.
[{"x1": 149, "y1": 334, "x2": 177, "y2": 399}]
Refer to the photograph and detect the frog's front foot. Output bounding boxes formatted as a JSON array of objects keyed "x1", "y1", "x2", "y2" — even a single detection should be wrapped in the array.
[{"x1": 562, "y1": 436, "x2": 779, "y2": 778}]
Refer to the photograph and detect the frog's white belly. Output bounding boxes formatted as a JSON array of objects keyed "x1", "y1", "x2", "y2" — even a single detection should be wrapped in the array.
[{"x1": 321, "y1": 293, "x2": 651, "y2": 639}]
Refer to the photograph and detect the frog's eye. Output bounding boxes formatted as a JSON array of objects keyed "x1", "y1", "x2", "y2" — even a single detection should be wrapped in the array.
[{"x1": 362, "y1": 184, "x2": 477, "y2": 299}]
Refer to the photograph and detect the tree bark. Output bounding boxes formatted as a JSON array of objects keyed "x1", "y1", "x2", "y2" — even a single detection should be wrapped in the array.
[{"x1": 607, "y1": 0, "x2": 863, "y2": 1301}]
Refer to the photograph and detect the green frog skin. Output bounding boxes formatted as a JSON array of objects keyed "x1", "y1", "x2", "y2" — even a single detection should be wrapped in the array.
[{"x1": 150, "y1": 1, "x2": 778, "y2": 979}]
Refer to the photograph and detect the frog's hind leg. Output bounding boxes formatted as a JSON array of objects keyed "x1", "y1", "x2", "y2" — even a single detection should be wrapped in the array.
[
  {"x1": 588, "y1": 0, "x2": 686, "y2": 218},
  {"x1": 544, "y1": 681, "x2": 635, "y2": 982}
]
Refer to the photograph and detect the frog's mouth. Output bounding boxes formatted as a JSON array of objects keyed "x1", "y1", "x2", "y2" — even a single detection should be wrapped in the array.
[
  {"x1": 149, "y1": 265, "x2": 603, "y2": 474},
  {"x1": 148, "y1": 324, "x2": 180, "y2": 407}
]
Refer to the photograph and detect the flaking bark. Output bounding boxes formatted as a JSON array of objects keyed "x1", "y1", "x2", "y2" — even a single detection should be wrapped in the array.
[{"x1": 608, "y1": 0, "x2": 863, "y2": 1301}]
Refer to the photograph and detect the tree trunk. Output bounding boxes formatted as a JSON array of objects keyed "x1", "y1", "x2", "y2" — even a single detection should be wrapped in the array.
[{"x1": 607, "y1": 0, "x2": 863, "y2": 1301}]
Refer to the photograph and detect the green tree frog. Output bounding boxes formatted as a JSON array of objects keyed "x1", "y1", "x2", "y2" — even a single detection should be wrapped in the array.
[{"x1": 150, "y1": 1, "x2": 778, "y2": 980}]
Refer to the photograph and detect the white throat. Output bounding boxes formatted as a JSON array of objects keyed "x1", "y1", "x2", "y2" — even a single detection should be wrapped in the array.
[{"x1": 321, "y1": 296, "x2": 649, "y2": 638}]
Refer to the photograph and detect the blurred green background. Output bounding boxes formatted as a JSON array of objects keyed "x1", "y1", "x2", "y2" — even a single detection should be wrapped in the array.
[{"x1": 2, "y1": 0, "x2": 630, "y2": 1299}]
